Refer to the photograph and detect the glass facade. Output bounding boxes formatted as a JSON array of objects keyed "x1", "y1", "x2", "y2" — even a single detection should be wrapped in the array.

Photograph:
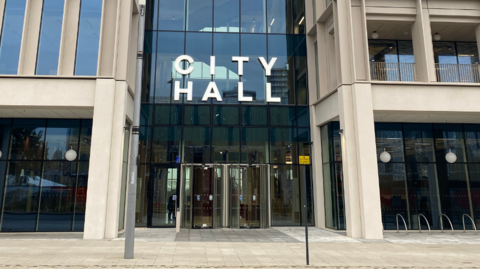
[
  {"x1": 376, "y1": 123, "x2": 480, "y2": 230},
  {"x1": 0, "y1": 0, "x2": 27, "y2": 75},
  {"x1": 368, "y1": 40, "x2": 415, "y2": 81},
  {"x1": 139, "y1": 0, "x2": 311, "y2": 228},
  {"x1": 0, "y1": 119, "x2": 92, "y2": 232}
]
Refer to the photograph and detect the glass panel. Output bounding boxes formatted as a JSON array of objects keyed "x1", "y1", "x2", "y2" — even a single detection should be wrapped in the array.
[
  {"x1": 1, "y1": 161, "x2": 42, "y2": 232},
  {"x1": 271, "y1": 165, "x2": 299, "y2": 225},
  {"x1": 73, "y1": 162, "x2": 88, "y2": 231},
  {"x1": 0, "y1": 0, "x2": 27, "y2": 75},
  {"x1": 323, "y1": 163, "x2": 335, "y2": 229},
  {"x1": 212, "y1": 127, "x2": 240, "y2": 163},
  {"x1": 240, "y1": 0, "x2": 266, "y2": 33},
  {"x1": 141, "y1": 104, "x2": 153, "y2": 126},
  {"x1": 270, "y1": 107, "x2": 296, "y2": 126},
  {"x1": 241, "y1": 34, "x2": 267, "y2": 104},
  {"x1": 297, "y1": 107, "x2": 309, "y2": 127},
  {"x1": 295, "y1": 36, "x2": 308, "y2": 105},
  {"x1": 36, "y1": 0, "x2": 64, "y2": 75},
  {"x1": 155, "y1": 32, "x2": 184, "y2": 103},
  {"x1": 298, "y1": 128, "x2": 310, "y2": 159},
  {"x1": 145, "y1": 0, "x2": 158, "y2": 30},
  {"x1": 181, "y1": 164, "x2": 193, "y2": 228},
  {"x1": 467, "y1": 164, "x2": 480, "y2": 228},
  {"x1": 186, "y1": 0, "x2": 213, "y2": 32},
  {"x1": 334, "y1": 163, "x2": 345, "y2": 230},
  {"x1": 433, "y1": 42, "x2": 457, "y2": 64},
  {"x1": 464, "y1": 125, "x2": 480, "y2": 163},
  {"x1": 369, "y1": 40, "x2": 399, "y2": 63},
  {"x1": 292, "y1": 0, "x2": 305, "y2": 34},
  {"x1": 135, "y1": 165, "x2": 150, "y2": 227},
  {"x1": 192, "y1": 166, "x2": 213, "y2": 228},
  {"x1": 75, "y1": 0, "x2": 103, "y2": 76},
  {"x1": 78, "y1": 120, "x2": 92, "y2": 161},
  {"x1": 403, "y1": 123, "x2": 435, "y2": 163},
  {"x1": 0, "y1": 161, "x2": 7, "y2": 220},
  {"x1": 270, "y1": 128, "x2": 298, "y2": 164},
  {"x1": 242, "y1": 106, "x2": 267, "y2": 126},
  {"x1": 9, "y1": 119, "x2": 46, "y2": 161},
  {"x1": 184, "y1": 106, "x2": 210, "y2": 125},
  {"x1": 186, "y1": 33, "x2": 212, "y2": 103},
  {"x1": 375, "y1": 123, "x2": 405, "y2": 163},
  {"x1": 213, "y1": 106, "x2": 239, "y2": 125},
  {"x1": 378, "y1": 162, "x2": 409, "y2": 230},
  {"x1": 37, "y1": 161, "x2": 76, "y2": 231},
  {"x1": 434, "y1": 124, "x2": 466, "y2": 163},
  {"x1": 141, "y1": 31, "x2": 156, "y2": 103},
  {"x1": 213, "y1": 33, "x2": 239, "y2": 104},
  {"x1": 139, "y1": 127, "x2": 152, "y2": 163},
  {"x1": 229, "y1": 165, "x2": 240, "y2": 228},
  {"x1": 182, "y1": 127, "x2": 211, "y2": 163},
  {"x1": 154, "y1": 105, "x2": 182, "y2": 125},
  {"x1": 320, "y1": 124, "x2": 329, "y2": 163},
  {"x1": 213, "y1": 164, "x2": 223, "y2": 228},
  {"x1": 158, "y1": 0, "x2": 185, "y2": 31},
  {"x1": 268, "y1": 35, "x2": 295, "y2": 105},
  {"x1": 241, "y1": 128, "x2": 268, "y2": 164},
  {"x1": 457, "y1": 43, "x2": 479, "y2": 64},
  {"x1": 152, "y1": 127, "x2": 181, "y2": 163},
  {"x1": 239, "y1": 166, "x2": 261, "y2": 228},
  {"x1": 151, "y1": 167, "x2": 178, "y2": 226},
  {"x1": 44, "y1": 120, "x2": 80, "y2": 161},
  {"x1": 214, "y1": 0, "x2": 239, "y2": 32},
  {"x1": 299, "y1": 165, "x2": 314, "y2": 225},
  {"x1": 0, "y1": 119, "x2": 12, "y2": 161},
  {"x1": 267, "y1": 0, "x2": 288, "y2": 34}
]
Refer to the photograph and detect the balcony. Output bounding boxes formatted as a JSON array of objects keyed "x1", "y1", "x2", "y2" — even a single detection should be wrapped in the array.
[
  {"x1": 435, "y1": 63, "x2": 480, "y2": 83},
  {"x1": 370, "y1": 62, "x2": 416, "y2": 82}
]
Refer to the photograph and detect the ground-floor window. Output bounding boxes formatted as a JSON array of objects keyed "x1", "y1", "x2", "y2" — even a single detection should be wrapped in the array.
[{"x1": 0, "y1": 119, "x2": 92, "y2": 232}]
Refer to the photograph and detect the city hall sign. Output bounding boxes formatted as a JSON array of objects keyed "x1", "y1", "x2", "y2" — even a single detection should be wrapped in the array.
[{"x1": 174, "y1": 55, "x2": 280, "y2": 103}]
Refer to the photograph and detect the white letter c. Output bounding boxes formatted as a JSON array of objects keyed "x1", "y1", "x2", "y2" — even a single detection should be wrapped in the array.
[{"x1": 175, "y1": 55, "x2": 195, "y2": 75}]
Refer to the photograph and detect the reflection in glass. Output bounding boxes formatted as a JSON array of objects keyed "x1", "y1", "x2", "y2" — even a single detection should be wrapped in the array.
[
  {"x1": 295, "y1": 36, "x2": 308, "y2": 105},
  {"x1": 37, "y1": 162, "x2": 76, "y2": 231},
  {"x1": 267, "y1": 0, "x2": 288, "y2": 34},
  {"x1": 213, "y1": 33, "x2": 239, "y2": 104},
  {"x1": 241, "y1": 34, "x2": 267, "y2": 104},
  {"x1": 467, "y1": 164, "x2": 480, "y2": 228},
  {"x1": 155, "y1": 32, "x2": 184, "y2": 103},
  {"x1": 270, "y1": 107, "x2": 296, "y2": 126},
  {"x1": 298, "y1": 128, "x2": 310, "y2": 158},
  {"x1": 184, "y1": 106, "x2": 210, "y2": 125},
  {"x1": 78, "y1": 120, "x2": 92, "y2": 161},
  {"x1": 154, "y1": 105, "x2": 182, "y2": 125},
  {"x1": 1, "y1": 161, "x2": 42, "y2": 232},
  {"x1": 75, "y1": 0, "x2": 102, "y2": 76},
  {"x1": 434, "y1": 42, "x2": 458, "y2": 64},
  {"x1": 300, "y1": 165, "x2": 314, "y2": 225},
  {"x1": 214, "y1": 0, "x2": 239, "y2": 32},
  {"x1": 44, "y1": 120, "x2": 80, "y2": 161},
  {"x1": 151, "y1": 167, "x2": 178, "y2": 226},
  {"x1": 9, "y1": 120, "x2": 46, "y2": 160},
  {"x1": 73, "y1": 161, "x2": 88, "y2": 231},
  {"x1": 404, "y1": 124, "x2": 435, "y2": 163},
  {"x1": 242, "y1": 106, "x2": 267, "y2": 126},
  {"x1": 36, "y1": 0, "x2": 64, "y2": 75},
  {"x1": 186, "y1": 33, "x2": 213, "y2": 103},
  {"x1": 152, "y1": 127, "x2": 181, "y2": 163},
  {"x1": 292, "y1": 0, "x2": 305, "y2": 34},
  {"x1": 212, "y1": 127, "x2": 240, "y2": 163},
  {"x1": 158, "y1": 0, "x2": 185, "y2": 31},
  {"x1": 271, "y1": 165, "x2": 299, "y2": 225},
  {"x1": 240, "y1": 0, "x2": 266, "y2": 33},
  {"x1": 241, "y1": 128, "x2": 268, "y2": 164},
  {"x1": 141, "y1": 105, "x2": 153, "y2": 126},
  {"x1": 297, "y1": 107, "x2": 309, "y2": 127},
  {"x1": 0, "y1": 119, "x2": 12, "y2": 161},
  {"x1": 186, "y1": 0, "x2": 213, "y2": 31},
  {"x1": 142, "y1": 31, "x2": 157, "y2": 103},
  {"x1": 270, "y1": 128, "x2": 297, "y2": 164},
  {"x1": 145, "y1": 0, "x2": 158, "y2": 30},
  {"x1": 0, "y1": 0, "x2": 27, "y2": 74},
  {"x1": 213, "y1": 106, "x2": 239, "y2": 126},
  {"x1": 268, "y1": 35, "x2": 295, "y2": 104},
  {"x1": 139, "y1": 127, "x2": 152, "y2": 163},
  {"x1": 182, "y1": 127, "x2": 211, "y2": 163}
]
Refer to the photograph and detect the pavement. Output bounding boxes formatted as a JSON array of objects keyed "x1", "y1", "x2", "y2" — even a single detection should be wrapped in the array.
[{"x1": 0, "y1": 227, "x2": 479, "y2": 268}]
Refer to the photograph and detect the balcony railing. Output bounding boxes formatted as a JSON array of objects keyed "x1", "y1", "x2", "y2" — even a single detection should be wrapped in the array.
[
  {"x1": 370, "y1": 62, "x2": 416, "y2": 82},
  {"x1": 435, "y1": 63, "x2": 480, "y2": 83}
]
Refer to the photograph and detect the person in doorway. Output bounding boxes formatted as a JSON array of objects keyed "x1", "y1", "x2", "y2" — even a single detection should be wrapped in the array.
[{"x1": 168, "y1": 195, "x2": 175, "y2": 222}]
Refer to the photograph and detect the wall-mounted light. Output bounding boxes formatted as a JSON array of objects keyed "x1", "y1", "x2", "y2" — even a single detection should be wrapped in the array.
[
  {"x1": 65, "y1": 146, "x2": 77, "y2": 162},
  {"x1": 299, "y1": 16, "x2": 305, "y2": 25},
  {"x1": 380, "y1": 148, "x2": 392, "y2": 163},
  {"x1": 434, "y1": 33, "x2": 441, "y2": 41},
  {"x1": 445, "y1": 149, "x2": 457, "y2": 164},
  {"x1": 372, "y1": 31, "x2": 379, "y2": 39}
]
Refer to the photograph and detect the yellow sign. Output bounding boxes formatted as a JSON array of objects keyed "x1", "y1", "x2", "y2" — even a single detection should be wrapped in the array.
[{"x1": 299, "y1": 156, "x2": 310, "y2": 165}]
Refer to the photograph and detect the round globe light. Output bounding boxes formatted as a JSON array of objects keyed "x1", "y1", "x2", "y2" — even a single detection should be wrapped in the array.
[
  {"x1": 445, "y1": 149, "x2": 457, "y2": 164},
  {"x1": 65, "y1": 148, "x2": 77, "y2": 162},
  {"x1": 380, "y1": 149, "x2": 391, "y2": 163},
  {"x1": 372, "y1": 31, "x2": 379, "y2": 39},
  {"x1": 434, "y1": 33, "x2": 441, "y2": 41}
]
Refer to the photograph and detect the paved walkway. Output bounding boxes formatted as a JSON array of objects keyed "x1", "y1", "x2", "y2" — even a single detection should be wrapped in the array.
[{"x1": 0, "y1": 227, "x2": 479, "y2": 268}]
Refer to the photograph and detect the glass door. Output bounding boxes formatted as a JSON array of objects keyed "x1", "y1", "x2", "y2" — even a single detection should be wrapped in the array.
[
  {"x1": 192, "y1": 166, "x2": 213, "y2": 228},
  {"x1": 229, "y1": 164, "x2": 241, "y2": 228},
  {"x1": 180, "y1": 164, "x2": 193, "y2": 228},
  {"x1": 213, "y1": 164, "x2": 224, "y2": 228},
  {"x1": 149, "y1": 165, "x2": 179, "y2": 227}
]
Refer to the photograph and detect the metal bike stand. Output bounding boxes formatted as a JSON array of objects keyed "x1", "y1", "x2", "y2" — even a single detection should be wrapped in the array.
[
  {"x1": 462, "y1": 214, "x2": 478, "y2": 235},
  {"x1": 440, "y1": 214, "x2": 454, "y2": 235},
  {"x1": 396, "y1": 213, "x2": 408, "y2": 234},
  {"x1": 418, "y1": 213, "x2": 432, "y2": 235}
]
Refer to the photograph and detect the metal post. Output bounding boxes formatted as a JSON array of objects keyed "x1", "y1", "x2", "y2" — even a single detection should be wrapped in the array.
[
  {"x1": 124, "y1": 4, "x2": 146, "y2": 260},
  {"x1": 302, "y1": 165, "x2": 310, "y2": 265}
]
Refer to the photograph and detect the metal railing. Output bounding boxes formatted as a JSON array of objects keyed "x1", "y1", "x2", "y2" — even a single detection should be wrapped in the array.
[
  {"x1": 418, "y1": 213, "x2": 431, "y2": 235},
  {"x1": 435, "y1": 63, "x2": 480, "y2": 83},
  {"x1": 396, "y1": 213, "x2": 408, "y2": 234},
  {"x1": 462, "y1": 214, "x2": 478, "y2": 235},
  {"x1": 370, "y1": 62, "x2": 416, "y2": 82},
  {"x1": 440, "y1": 214, "x2": 454, "y2": 235}
]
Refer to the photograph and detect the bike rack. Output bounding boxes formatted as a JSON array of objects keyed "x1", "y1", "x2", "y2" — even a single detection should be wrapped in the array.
[
  {"x1": 396, "y1": 214, "x2": 408, "y2": 234},
  {"x1": 462, "y1": 214, "x2": 478, "y2": 235},
  {"x1": 418, "y1": 213, "x2": 431, "y2": 235},
  {"x1": 440, "y1": 214, "x2": 454, "y2": 235}
]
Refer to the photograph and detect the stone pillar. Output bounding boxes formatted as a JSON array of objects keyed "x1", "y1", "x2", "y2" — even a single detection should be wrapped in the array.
[
  {"x1": 337, "y1": 84, "x2": 383, "y2": 239},
  {"x1": 411, "y1": 0, "x2": 436, "y2": 82}
]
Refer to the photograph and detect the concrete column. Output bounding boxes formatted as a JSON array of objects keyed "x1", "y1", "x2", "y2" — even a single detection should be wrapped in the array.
[
  {"x1": 337, "y1": 83, "x2": 383, "y2": 239},
  {"x1": 84, "y1": 79, "x2": 116, "y2": 240},
  {"x1": 411, "y1": 0, "x2": 436, "y2": 82},
  {"x1": 58, "y1": 0, "x2": 81, "y2": 76},
  {"x1": 97, "y1": 0, "x2": 119, "y2": 77},
  {"x1": 310, "y1": 108, "x2": 325, "y2": 229},
  {"x1": 0, "y1": 1, "x2": 6, "y2": 39},
  {"x1": 18, "y1": 0, "x2": 43, "y2": 75}
]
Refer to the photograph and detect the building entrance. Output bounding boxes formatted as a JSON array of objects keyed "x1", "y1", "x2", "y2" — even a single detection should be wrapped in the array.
[{"x1": 180, "y1": 164, "x2": 270, "y2": 229}]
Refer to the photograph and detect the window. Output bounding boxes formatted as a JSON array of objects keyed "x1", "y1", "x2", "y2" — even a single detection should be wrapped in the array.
[
  {"x1": 36, "y1": 0, "x2": 65, "y2": 75},
  {"x1": 74, "y1": 0, "x2": 102, "y2": 76},
  {"x1": 0, "y1": 0, "x2": 27, "y2": 74}
]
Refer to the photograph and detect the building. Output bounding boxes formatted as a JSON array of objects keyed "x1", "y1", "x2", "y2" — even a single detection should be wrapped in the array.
[{"x1": 0, "y1": 0, "x2": 478, "y2": 240}]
